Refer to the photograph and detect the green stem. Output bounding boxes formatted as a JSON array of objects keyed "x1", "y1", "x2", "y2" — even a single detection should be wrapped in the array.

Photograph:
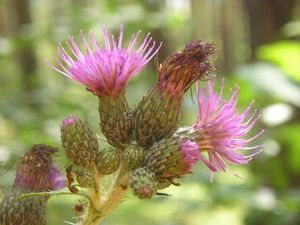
[
  {"x1": 76, "y1": 163, "x2": 130, "y2": 225},
  {"x1": 91, "y1": 164, "x2": 102, "y2": 209},
  {"x1": 19, "y1": 191, "x2": 91, "y2": 202},
  {"x1": 78, "y1": 206, "x2": 102, "y2": 225},
  {"x1": 100, "y1": 163, "x2": 129, "y2": 215}
]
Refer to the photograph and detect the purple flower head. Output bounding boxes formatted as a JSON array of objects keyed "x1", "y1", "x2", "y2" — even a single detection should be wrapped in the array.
[
  {"x1": 48, "y1": 165, "x2": 66, "y2": 190},
  {"x1": 179, "y1": 140, "x2": 201, "y2": 173},
  {"x1": 51, "y1": 25, "x2": 162, "y2": 97},
  {"x1": 194, "y1": 80, "x2": 264, "y2": 175},
  {"x1": 15, "y1": 144, "x2": 63, "y2": 192},
  {"x1": 146, "y1": 138, "x2": 200, "y2": 185},
  {"x1": 62, "y1": 115, "x2": 79, "y2": 126}
]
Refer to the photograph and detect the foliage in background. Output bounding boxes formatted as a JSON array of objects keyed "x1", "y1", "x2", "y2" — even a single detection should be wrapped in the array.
[{"x1": 0, "y1": 0, "x2": 300, "y2": 224}]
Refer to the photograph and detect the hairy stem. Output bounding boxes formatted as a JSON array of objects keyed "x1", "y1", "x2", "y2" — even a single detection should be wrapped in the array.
[
  {"x1": 79, "y1": 206, "x2": 102, "y2": 225},
  {"x1": 91, "y1": 165, "x2": 102, "y2": 209},
  {"x1": 19, "y1": 191, "x2": 91, "y2": 202},
  {"x1": 77, "y1": 163, "x2": 129, "y2": 225},
  {"x1": 100, "y1": 162, "x2": 129, "y2": 215}
]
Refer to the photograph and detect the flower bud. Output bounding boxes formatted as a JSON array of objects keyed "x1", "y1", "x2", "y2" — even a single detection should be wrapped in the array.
[
  {"x1": 61, "y1": 116, "x2": 98, "y2": 169},
  {"x1": 133, "y1": 89, "x2": 180, "y2": 147},
  {"x1": 134, "y1": 41, "x2": 216, "y2": 147},
  {"x1": 95, "y1": 147, "x2": 120, "y2": 175},
  {"x1": 0, "y1": 189, "x2": 47, "y2": 225},
  {"x1": 98, "y1": 94, "x2": 132, "y2": 150},
  {"x1": 130, "y1": 167, "x2": 158, "y2": 199},
  {"x1": 123, "y1": 144, "x2": 145, "y2": 170},
  {"x1": 75, "y1": 167, "x2": 94, "y2": 188},
  {"x1": 145, "y1": 136, "x2": 200, "y2": 188}
]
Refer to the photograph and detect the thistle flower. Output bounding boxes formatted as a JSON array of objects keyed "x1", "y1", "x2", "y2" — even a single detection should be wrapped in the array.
[
  {"x1": 193, "y1": 80, "x2": 264, "y2": 175},
  {"x1": 15, "y1": 144, "x2": 65, "y2": 192},
  {"x1": 49, "y1": 165, "x2": 66, "y2": 190},
  {"x1": 51, "y1": 25, "x2": 161, "y2": 98},
  {"x1": 50, "y1": 25, "x2": 161, "y2": 149},
  {"x1": 145, "y1": 136, "x2": 200, "y2": 189},
  {"x1": 134, "y1": 41, "x2": 216, "y2": 147}
]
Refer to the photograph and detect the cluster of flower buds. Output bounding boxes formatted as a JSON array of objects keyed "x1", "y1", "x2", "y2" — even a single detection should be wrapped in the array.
[
  {"x1": 60, "y1": 116, "x2": 122, "y2": 177},
  {"x1": 53, "y1": 25, "x2": 263, "y2": 200},
  {"x1": 0, "y1": 144, "x2": 65, "y2": 225}
]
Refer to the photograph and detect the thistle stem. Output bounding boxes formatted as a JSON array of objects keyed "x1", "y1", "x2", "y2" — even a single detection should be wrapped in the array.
[
  {"x1": 19, "y1": 191, "x2": 91, "y2": 202},
  {"x1": 77, "y1": 163, "x2": 129, "y2": 225},
  {"x1": 100, "y1": 162, "x2": 129, "y2": 215},
  {"x1": 90, "y1": 165, "x2": 102, "y2": 209}
]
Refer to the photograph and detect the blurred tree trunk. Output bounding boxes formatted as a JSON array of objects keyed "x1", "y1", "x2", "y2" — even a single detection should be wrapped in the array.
[
  {"x1": 0, "y1": 2, "x2": 9, "y2": 36},
  {"x1": 243, "y1": 0, "x2": 296, "y2": 59},
  {"x1": 143, "y1": 0, "x2": 168, "y2": 62},
  {"x1": 191, "y1": 0, "x2": 247, "y2": 74},
  {"x1": 12, "y1": 0, "x2": 38, "y2": 93}
]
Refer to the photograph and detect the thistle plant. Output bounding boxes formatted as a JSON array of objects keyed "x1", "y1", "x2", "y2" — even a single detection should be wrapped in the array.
[{"x1": 0, "y1": 25, "x2": 264, "y2": 225}]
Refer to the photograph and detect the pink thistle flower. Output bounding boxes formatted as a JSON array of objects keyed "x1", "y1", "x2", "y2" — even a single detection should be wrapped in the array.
[
  {"x1": 146, "y1": 138, "x2": 201, "y2": 187},
  {"x1": 179, "y1": 140, "x2": 201, "y2": 174},
  {"x1": 194, "y1": 80, "x2": 264, "y2": 175},
  {"x1": 50, "y1": 25, "x2": 162, "y2": 97},
  {"x1": 48, "y1": 165, "x2": 66, "y2": 190},
  {"x1": 62, "y1": 115, "x2": 79, "y2": 126}
]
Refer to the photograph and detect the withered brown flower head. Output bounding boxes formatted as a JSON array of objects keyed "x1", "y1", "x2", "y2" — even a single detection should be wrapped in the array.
[
  {"x1": 157, "y1": 40, "x2": 216, "y2": 99},
  {"x1": 15, "y1": 144, "x2": 61, "y2": 192}
]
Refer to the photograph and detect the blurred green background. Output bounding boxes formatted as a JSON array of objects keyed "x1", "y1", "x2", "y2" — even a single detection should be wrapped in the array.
[{"x1": 0, "y1": 0, "x2": 300, "y2": 224}]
